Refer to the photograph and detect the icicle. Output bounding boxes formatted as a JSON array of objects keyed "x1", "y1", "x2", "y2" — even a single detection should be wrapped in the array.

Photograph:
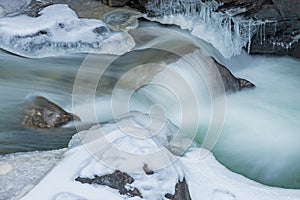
[
  {"x1": 145, "y1": 0, "x2": 262, "y2": 58},
  {"x1": 247, "y1": 21, "x2": 251, "y2": 53},
  {"x1": 263, "y1": 22, "x2": 266, "y2": 43}
]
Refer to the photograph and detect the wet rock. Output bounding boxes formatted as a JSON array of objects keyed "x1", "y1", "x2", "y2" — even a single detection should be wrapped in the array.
[
  {"x1": 101, "y1": 0, "x2": 129, "y2": 7},
  {"x1": 24, "y1": 1, "x2": 54, "y2": 17},
  {"x1": 143, "y1": 164, "x2": 154, "y2": 175},
  {"x1": 215, "y1": 0, "x2": 300, "y2": 58},
  {"x1": 212, "y1": 57, "x2": 255, "y2": 92},
  {"x1": 127, "y1": 0, "x2": 149, "y2": 12},
  {"x1": 22, "y1": 96, "x2": 80, "y2": 129},
  {"x1": 121, "y1": 0, "x2": 300, "y2": 58},
  {"x1": 165, "y1": 178, "x2": 192, "y2": 200},
  {"x1": 75, "y1": 170, "x2": 142, "y2": 198},
  {"x1": 103, "y1": 9, "x2": 143, "y2": 31}
]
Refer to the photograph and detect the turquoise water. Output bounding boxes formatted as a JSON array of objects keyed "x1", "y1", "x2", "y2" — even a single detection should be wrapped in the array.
[
  {"x1": 196, "y1": 53, "x2": 300, "y2": 188},
  {"x1": 0, "y1": 50, "x2": 87, "y2": 154},
  {"x1": 1, "y1": 25, "x2": 300, "y2": 190}
]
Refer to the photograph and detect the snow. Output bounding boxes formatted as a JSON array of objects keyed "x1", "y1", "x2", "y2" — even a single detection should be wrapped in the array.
[
  {"x1": 0, "y1": 149, "x2": 65, "y2": 200},
  {"x1": 182, "y1": 148, "x2": 300, "y2": 200},
  {"x1": 8, "y1": 112, "x2": 299, "y2": 200},
  {"x1": 0, "y1": 4, "x2": 135, "y2": 58},
  {"x1": 0, "y1": 0, "x2": 30, "y2": 17}
]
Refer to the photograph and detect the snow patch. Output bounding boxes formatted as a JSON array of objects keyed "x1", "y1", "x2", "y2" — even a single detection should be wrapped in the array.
[
  {"x1": 0, "y1": 149, "x2": 65, "y2": 200},
  {"x1": 0, "y1": 4, "x2": 135, "y2": 58},
  {"x1": 17, "y1": 112, "x2": 300, "y2": 200}
]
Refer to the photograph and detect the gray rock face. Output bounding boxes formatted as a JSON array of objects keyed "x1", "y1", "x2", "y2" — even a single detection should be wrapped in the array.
[{"x1": 22, "y1": 96, "x2": 80, "y2": 129}]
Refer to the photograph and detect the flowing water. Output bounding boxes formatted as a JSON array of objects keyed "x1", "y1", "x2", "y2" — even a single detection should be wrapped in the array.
[{"x1": 0, "y1": 17, "x2": 300, "y2": 192}]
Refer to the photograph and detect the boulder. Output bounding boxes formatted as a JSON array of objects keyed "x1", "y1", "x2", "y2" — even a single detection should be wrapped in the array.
[
  {"x1": 22, "y1": 96, "x2": 80, "y2": 129},
  {"x1": 212, "y1": 57, "x2": 255, "y2": 92}
]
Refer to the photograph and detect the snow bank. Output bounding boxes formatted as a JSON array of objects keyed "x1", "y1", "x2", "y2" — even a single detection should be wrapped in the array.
[
  {"x1": 0, "y1": 4, "x2": 135, "y2": 58},
  {"x1": 17, "y1": 112, "x2": 300, "y2": 200},
  {"x1": 0, "y1": 149, "x2": 65, "y2": 200}
]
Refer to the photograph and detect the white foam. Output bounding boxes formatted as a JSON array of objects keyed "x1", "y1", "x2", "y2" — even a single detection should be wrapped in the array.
[{"x1": 0, "y1": 4, "x2": 135, "y2": 58}]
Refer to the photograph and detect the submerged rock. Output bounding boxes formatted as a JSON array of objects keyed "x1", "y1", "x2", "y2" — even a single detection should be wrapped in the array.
[
  {"x1": 212, "y1": 57, "x2": 255, "y2": 92},
  {"x1": 103, "y1": 9, "x2": 143, "y2": 31},
  {"x1": 22, "y1": 96, "x2": 80, "y2": 129},
  {"x1": 75, "y1": 170, "x2": 142, "y2": 198}
]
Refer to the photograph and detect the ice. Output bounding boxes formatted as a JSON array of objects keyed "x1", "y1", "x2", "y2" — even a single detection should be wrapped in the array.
[
  {"x1": 0, "y1": 149, "x2": 65, "y2": 200},
  {"x1": 0, "y1": 4, "x2": 135, "y2": 58},
  {"x1": 0, "y1": 0, "x2": 30, "y2": 17},
  {"x1": 16, "y1": 112, "x2": 300, "y2": 200},
  {"x1": 145, "y1": 0, "x2": 267, "y2": 58}
]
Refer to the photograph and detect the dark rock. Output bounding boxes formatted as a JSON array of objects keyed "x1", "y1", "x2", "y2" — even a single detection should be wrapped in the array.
[
  {"x1": 212, "y1": 57, "x2": 255, "y2": 92},
  {"x1": 24, "y1": 0, "x2": 54, "y2": 17},
  {"x1": 127, "y1": 0, "x2": 150, "y2": 12},
  {"x1": 22, "y1": 96, "x2": 80, "y2": 129},
  {"x1": 213, "y1": 0, "x2": 300, "y2": 58},
  {"x1": 143, "y1": 164, "x2": 154, "y2": 175},
  {"x1": 165, "y1": 178, "x2": 192, "y2": 200},
  {"x1": 121, "y1": 0, "x2": 300, "y2": 58},
  {"x1": 75, "y1": 170, "x2": 142, "y2": 198},
  {"x1": 101, "y1": 0, "x2": 129, "y2": 7}
]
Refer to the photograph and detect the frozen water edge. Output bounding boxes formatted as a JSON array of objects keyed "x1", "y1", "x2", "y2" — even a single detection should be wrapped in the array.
[
  {"x1": 0, "y1": 149, "x2": 66, "y2": 200},
  {"x1": 10, "y1": 112, "x2": 300, "y2": 200},
  {"x1": 144, "y1": 0, "x2": 268, "y2": 58},
  {"x1": 0, "y1": 4, "x2": 135, "y2": 58}
]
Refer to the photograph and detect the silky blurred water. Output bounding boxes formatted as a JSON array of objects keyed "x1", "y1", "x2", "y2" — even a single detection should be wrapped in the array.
[
  {"x1": 0, "y1": 50, "x2": 85, "y2": 154},
  {"x1": 0, "y1": 22, "x2": 300, "y2": 190}
]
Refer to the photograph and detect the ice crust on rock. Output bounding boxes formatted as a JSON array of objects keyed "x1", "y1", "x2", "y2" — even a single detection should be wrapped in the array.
[
  {"x1": 145, "y1": 0, "x2": 273, "y2": 58},
  {"x1": 0, "y1": 4, "x2": 135, "y2": 58}
]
